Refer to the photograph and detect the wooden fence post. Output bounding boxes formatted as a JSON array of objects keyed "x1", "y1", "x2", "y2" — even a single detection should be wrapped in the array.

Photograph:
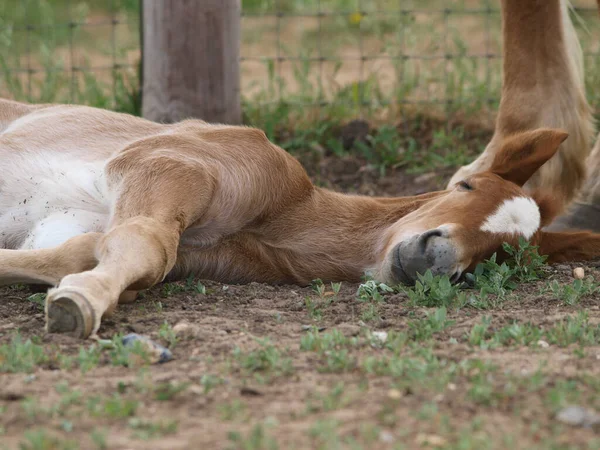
[{"x1": 141, "y1": 0, "x2": 241, "y2": 124}]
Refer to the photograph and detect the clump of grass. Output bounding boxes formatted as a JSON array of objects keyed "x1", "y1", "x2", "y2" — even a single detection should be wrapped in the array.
[
  {"x1": 19, "y1": 429, "x2": 78, "y2": 450},
  {"x1": 158, "y1": 321, "x2": 178, "y2": 348},
  {"x1": 544, "y1": 277, "x2": 599, "y2": 306},
  {"x1": 408, "y1": 307, "x2": 454, "y2": 341},
  {"x1": 0, "y1": 334, "x2": 47, "y2": 373},
  {"x1": 227, "y1": 422, "x2": 280, "y2": 450},
  {"x1": 128, "y1": 417, "x2": 178, "y2": 440},
  {"x1": 402, "y1": 271, "x2": 465, "y2": 308},
  {"x1": 545, "y1": 311, "x2": 600, "y2": 347},
  {"x1": 466, "y1": 238, "x2": 547, "y2": 299},
  {"x1": 233, "y1": 338, "x2": 294, "y2": 377},
  {"x1": 300, "y1": 328, "x2": 351, "y2": 353}
]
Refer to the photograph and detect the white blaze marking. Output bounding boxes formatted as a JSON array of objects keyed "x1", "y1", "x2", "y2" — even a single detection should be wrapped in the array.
[{"x1": 480, "y1": 197, "x2": 540, "y2": 239}]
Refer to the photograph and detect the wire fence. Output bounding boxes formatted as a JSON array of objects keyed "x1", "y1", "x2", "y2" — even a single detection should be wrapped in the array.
[{"x1": 0, "y1": 0, "x2": 599, "y2": 123}]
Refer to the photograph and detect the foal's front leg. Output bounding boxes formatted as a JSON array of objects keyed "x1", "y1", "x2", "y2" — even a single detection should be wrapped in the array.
[
  {"x1": 45, "y1": 148, "x2": 214, "y2": 339},
  {"x1": 46, "y1": 216, "x2": 181, "y2": 338}
]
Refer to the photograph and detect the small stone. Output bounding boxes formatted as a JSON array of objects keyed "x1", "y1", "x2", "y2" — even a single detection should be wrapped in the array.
[
  {"x1": 379, "y1": 431, "x2": 394, "y2": 443},
  {"x1": 536, "y1": 340, "x2": 550, "y2": 348},
  {"x1": 387, "y1": 389, "x2": 402, "y2": 399},
  {"x1": 573, "y1": 267, "x2": 585, "y2": 280},
  {"x1": 122, "y1": 333, "x2": 173, "y2": 364},
  {"x1": 23, "y1": 374, "x2": 36, "y2": 384},
  {"x1": 556, "y1": 405, "x2": 600, "y2": 428},
  {"x1": 416, "y1": 433, "x2": 448, "y2": 447},
  {"x1": 447, "y1": 383, "x2": 457, "y2": 391},
  {"x1": 372, "y1": 331, "x2": 388, "y2": 343}
]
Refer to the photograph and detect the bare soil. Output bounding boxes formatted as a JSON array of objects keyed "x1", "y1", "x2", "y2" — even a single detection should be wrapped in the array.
[{"x1": 1, "y1": 123, "x2": 600, "y2": 450}]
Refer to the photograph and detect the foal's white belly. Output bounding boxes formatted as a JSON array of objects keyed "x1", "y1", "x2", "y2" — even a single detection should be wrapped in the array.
[{"x1": 0, "y1": 152, "x2": 110, "y2": 249}]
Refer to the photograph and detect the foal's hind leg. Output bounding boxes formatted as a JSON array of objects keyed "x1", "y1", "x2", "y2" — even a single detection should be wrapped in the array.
[{"x1": 0, "y1": 232, "x2": 100, "y2": 286}]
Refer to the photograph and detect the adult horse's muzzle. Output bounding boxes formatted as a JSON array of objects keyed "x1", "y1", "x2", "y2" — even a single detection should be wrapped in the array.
[{"x1": 390, "y1": 228, "x2": 461, "y2": 285}]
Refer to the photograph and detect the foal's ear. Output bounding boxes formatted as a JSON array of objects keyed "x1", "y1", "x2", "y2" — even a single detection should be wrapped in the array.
[
  {"x1": 536, "y1": 230, "x2": 600, "y2": 263},
  {"x1": 489, "y1": 128, "x2": 568, "y2": 186}
]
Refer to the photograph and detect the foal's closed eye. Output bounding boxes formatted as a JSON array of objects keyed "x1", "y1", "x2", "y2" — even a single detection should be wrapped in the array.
[{"x1": 457, "y1": 180, "x2": 474, "y2": 191}]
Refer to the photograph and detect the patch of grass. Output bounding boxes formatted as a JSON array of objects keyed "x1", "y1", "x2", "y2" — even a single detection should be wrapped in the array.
[
  {"x1": 356, "y1": 279, "x2": 395, "y2": 303},
  {"x1": 503, "y1": 238, "x2": 548, "y2": 282},
  {"x1": 356, "y1": 279, "x2": 395, "y2": 323},
  {"x1": 306, "y1": 382, "x2": 347, "y2": 413},
  {"x1": 106, "y1": 334, "x2": 152, "y2": 368},
  {"x1": 544, "y1": 277, "x2": 599, "y2": 306},
  {"x1": 128, "y1": 417, "x2": 178, "y2": 440},
  {"x1": 545, "y1": 311, "x2": 600, "y2": 347},
  {"x1": 468, "y1": 316, "x2": 492, "y2": 348},
  {"x1": 153, "y1": 381, "x2": 191, "y2": 401},
  {"x1": 27, "y1": 292, "x2": 46, "y2": 309},
  {"x1": 0, "y1": 334, "x2": 47, "y2": 373},
  {"x1": 309, "y1": 418, "x2": 342, "y2": 450},
  {"x1": 19, "y1": 429, "x2": 78, "y2": 450},
  {"x1": 402, "y1": 270, "x2": 465, "y2": 308},
  {"x1": 320, "y1": 348, "x2": 356, "y2": 373},
  {"x1": 219, "y1": 399, "x2": 247, "y2": 422},
  {"x1": 408, "y1": 307, "x2": 454, "y2": 341},
  {"x1": 545, "y1": 379, "x2": 582, "y2": 412},
  {"x1": 305, "y1": 279, "x2": 342, "y2": 321},
  {"x1": 233, "y1": 338, "x2": 294, "y2": 377},
  {"x1": 300, "y1": 328, "x2": 351, "y2": 353},
  {"x1": 90, "y1": 428, "x2": 108, "y2": 450},
  {"x1": 466, "y1": 311, "x2": 600, "y2": 349},
  {"x1": 200, "y1": 374, "x2": 224, "y2": 395},
  {"x1": 158, "y1": 321, "x2": 178, "y2": 348},
  {"x1": 86, "y1": 393, "x2": 138, "y2": 420},
  {"x1": 468, "y1": 254, "x2": 517, "y2": 298},
  {"x1": 492, "y1": 322, "x2": 542, "y2": 347},
  {"x1": 227, "y1": 423, "x2": 280, "y2": 450},
  {"x1": 76, "y1": 344, "x2": 101, "y2": 373}
]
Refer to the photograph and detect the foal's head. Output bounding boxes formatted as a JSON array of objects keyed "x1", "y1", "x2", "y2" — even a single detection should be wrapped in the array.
[{"x1": 378, "y1": 128, "x2": 569, "y2": 285}]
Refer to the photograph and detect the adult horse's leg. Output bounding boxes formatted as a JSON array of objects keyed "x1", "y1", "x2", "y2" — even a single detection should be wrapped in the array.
[
  {"x1": 547, "y1": 135, "x2": 600, "y2": 231},
  {"x1": 448, "y1": 0, "x2": 595, "y2": 211}
]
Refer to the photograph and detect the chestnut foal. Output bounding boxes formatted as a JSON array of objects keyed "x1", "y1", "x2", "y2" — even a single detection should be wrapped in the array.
[{"x1": 1, "y1": 98, "x2": 600, "y2": 339}]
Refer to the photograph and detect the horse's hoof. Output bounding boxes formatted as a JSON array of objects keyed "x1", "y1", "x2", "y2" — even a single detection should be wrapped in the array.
[
  {"x1": 546, "y1": 202, "x2": 600, "y2": 233},
  {"x1": 46, "y1": 289, "x2": 95, "y2": 339}
]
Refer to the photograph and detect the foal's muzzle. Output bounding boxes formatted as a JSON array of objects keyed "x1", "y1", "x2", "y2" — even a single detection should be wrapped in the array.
[{"x1": 391, "y1": 228, "x2": 460, "y2": 285}]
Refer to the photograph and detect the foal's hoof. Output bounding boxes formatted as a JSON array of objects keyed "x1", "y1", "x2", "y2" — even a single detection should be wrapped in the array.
[
  {"x1": 546, "y1": 202, "x2": 600, "y2": 233},
  {"x1": 46, "y1": 289, "x2": 95, "y2": 339}
]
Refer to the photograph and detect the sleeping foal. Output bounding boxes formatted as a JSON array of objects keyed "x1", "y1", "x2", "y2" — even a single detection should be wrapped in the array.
[{"x1": 1, "y1": 99, "x2": 599, "y2": 338}]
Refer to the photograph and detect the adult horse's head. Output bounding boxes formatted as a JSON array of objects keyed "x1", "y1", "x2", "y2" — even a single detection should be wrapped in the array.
[{"x1": 377, "y1": 128, "x2": 569, "y2": 285}]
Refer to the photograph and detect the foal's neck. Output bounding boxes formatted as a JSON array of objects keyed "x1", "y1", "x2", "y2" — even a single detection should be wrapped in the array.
[{"x1": 268, "y1": 187, "x2": 445, "y2": 281}]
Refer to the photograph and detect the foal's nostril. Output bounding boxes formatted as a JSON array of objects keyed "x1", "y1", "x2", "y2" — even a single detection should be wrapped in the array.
[{"x1": 417, "y1": 229, "x2": 444, "y2": 252}]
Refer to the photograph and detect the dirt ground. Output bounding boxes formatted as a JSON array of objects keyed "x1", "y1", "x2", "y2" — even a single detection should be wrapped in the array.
[{"x1": 1, "y1": 122, "x2": 600, "y2": 450}]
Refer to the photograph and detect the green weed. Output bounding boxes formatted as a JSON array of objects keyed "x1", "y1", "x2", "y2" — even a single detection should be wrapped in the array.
[
  {"x1": 19, "y1": 429, "x2": 78, "y2": 450},
  {"x1": 0, "y1": 334, "x2": 47, "y2": 373},
  {"x1": 158, "y1": 321, "x2": 178, "y2": 348},
  {"x1": 128, "y1": 418, "x2": 178, "y2": 440},
  {"x1": 234, "y1": 338, "x2": 294, "y2": 377},
  {"x1": 227, "y1": 423, "x2": 279, "y2": 450},
  {"x1": 545, "y1": 277, "x2": 599, "y2": 306},
  {"x1": 408, "y1": 307, "x2": 454, "y2": 341},
  {"x1": 403, "y1": 271, "x2": 464, "y2": 308}
]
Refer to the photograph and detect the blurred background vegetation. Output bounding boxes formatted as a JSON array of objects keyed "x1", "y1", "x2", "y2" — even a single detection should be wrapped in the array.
[{"x1": 0, "y1": 0, "x2": 598, "y2": 175}]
